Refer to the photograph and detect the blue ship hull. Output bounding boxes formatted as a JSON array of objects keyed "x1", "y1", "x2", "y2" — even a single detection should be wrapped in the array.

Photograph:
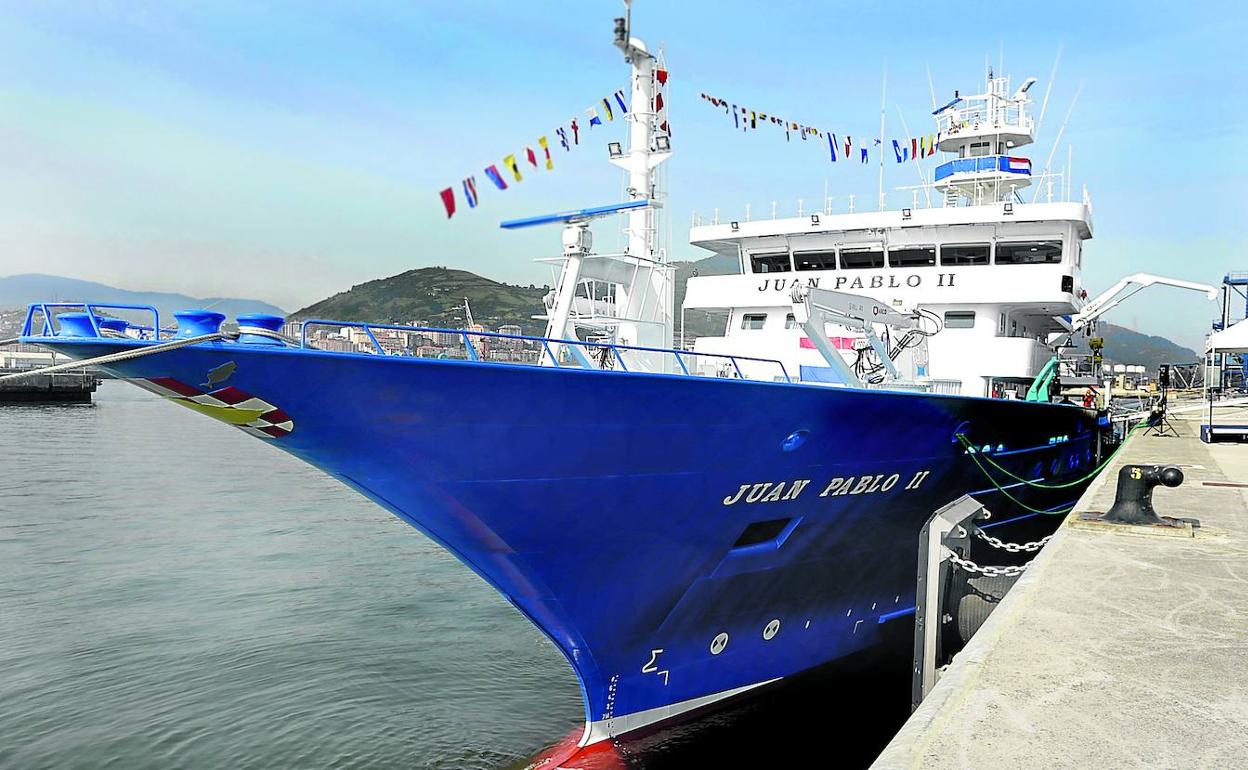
[{"x1": 29, "y1": 336, "x2": 1101, "y2": 745}]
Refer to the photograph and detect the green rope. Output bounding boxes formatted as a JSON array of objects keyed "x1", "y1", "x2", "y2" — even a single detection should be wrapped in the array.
[
  {"x1": 955, "y1": 421, "x2": 1146, "y2": 490},
  {"x1": 959, "y1": 446, "x2": 1079, "y2": 515}
]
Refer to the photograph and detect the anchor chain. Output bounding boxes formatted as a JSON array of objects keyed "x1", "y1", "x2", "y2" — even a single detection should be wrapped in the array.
[
  {"x1": 973, "y1": 529, "x2": 1054, "y2": 553},
  {"x1": 946, "y1": 551, "x2": 1030, "y2": 578}
]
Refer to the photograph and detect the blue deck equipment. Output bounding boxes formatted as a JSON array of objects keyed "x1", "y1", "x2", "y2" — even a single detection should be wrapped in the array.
[{"x1": 499, "y1": 199, "x2": 650, "y2": 229}]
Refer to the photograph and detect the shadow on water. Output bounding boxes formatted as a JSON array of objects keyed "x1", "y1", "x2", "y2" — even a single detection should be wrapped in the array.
[{"x1": 511, "y1": 620, "x2": 915, "y2": 770}]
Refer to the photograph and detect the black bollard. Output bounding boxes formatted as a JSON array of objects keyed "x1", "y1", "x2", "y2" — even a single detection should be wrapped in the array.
[{"x1": 1100, "y1": 464, "x2": 1184, "y2": 525}]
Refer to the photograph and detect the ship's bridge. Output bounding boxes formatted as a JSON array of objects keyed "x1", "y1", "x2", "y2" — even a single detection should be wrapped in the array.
[{"x1": 933, "y1": 73, "x2": 1039, "y2": 206}]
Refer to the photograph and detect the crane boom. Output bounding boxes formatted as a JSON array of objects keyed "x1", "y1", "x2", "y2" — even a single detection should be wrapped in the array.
[{"x1": 1071, "y1": 273, "x2": 1219, "y2": 331}]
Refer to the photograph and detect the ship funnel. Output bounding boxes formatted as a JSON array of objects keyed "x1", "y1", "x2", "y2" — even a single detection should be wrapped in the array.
[{"x1": 174, "y1": 309, "x2": 226, "y2": 338}]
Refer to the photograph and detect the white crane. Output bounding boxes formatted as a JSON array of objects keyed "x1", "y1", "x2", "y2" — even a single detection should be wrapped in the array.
[{"x1": 1070, "y1": 273, "x2": 1219, "y2": 332}]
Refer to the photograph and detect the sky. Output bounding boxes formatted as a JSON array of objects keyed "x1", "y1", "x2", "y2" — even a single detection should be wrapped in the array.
[{"x1": 0, "y1": 1, "x2": 1245, "y2": 350}]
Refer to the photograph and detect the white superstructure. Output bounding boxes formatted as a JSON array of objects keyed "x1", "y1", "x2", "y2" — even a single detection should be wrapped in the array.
[{"x1": 683, "y1": 69, "x2": 1091, "y2": 398}]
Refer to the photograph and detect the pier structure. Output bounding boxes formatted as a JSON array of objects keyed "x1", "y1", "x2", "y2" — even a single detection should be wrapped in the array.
[
  {"x1": 0, "y1": 345, "x2": 99, "y2": 403},
  {"x1": 873, "y1": 412, "x2": 1248, "y2": 768}
]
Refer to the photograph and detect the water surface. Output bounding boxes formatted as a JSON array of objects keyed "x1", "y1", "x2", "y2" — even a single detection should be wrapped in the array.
[
  {"x1": 1, "y1": 383, "x2": 581, "y2": 769},
  {"x1": 1, "y1": 383, "x2": 909, "y2": 769}
]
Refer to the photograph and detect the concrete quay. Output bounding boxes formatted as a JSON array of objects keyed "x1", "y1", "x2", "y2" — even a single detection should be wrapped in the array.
[{"x1": 872, "y1": 415, "x2": 1248, "y2": 769}]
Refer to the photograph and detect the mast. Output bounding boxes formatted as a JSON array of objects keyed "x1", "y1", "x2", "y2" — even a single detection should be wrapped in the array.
[
  {"x1": 611, "y1": 2, "x2": 669, "y2": 263},
  {"x1": 878, "y1": 65, "x2": 887, "y2": 211},
  {"x1": 525, "y1": 3, "x2": 675, "y2": 362}
]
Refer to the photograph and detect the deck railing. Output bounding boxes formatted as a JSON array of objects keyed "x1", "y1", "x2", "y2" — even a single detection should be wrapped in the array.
[
  {"x1": 18, "y1": 304, "x2": 791, "y2": 385},
  {"x1": 22, "y1": 303, "x2": 164, "y2": 339},
  {"x1": 299, "y1": 320, "x2": 793, "y2": 383}
]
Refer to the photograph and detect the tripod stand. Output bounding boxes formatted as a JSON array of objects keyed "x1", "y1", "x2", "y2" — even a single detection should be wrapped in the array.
[{"x1": 1146, "y1": 390, "x2": 1180, "y2": 437}]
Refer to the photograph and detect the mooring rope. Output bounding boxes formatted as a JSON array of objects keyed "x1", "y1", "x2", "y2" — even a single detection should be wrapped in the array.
[
  {"x1": 0, "y1": 331, "x2": 238, "y2": 383},
  {"x1": 954, "y1": 420, "x2": 1146, "y2": 515},
  {"x1": 958, "y1": 448, "x2": 1081, "y2": 515},
  {"x1": 955, "y1": 421, "x2": 1146, "y2": 491}
]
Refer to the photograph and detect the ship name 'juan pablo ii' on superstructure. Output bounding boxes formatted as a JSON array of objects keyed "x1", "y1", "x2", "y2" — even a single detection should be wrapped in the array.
[{"x1": 16, "y1": 7, "x2": 1202, "y2": 768}]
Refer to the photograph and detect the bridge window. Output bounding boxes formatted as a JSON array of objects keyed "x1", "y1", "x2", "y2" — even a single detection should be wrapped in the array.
[
  {"x1": 840, "y1": 248, "x2": 884, "y2": 269},
  {"x1": 785, "y1": 313, "x2": 799, "y2": 329},
  {"x1": 888, "y1": 246, "x2": 936, "y2": 267},
  {"x1": 740, "y1": 313, "x2": 768, "y2": 330},
  {"x1": 940, "y1": 243, "x2": 989, "y2": 266},
  {"x1": 794, "y1": 251, "x2": 837, "y2": 271},
  {"x1": 944, "y1": 311, "x2": 976, "y2": 329},
  {"x1": 995, "y1": 241, "x2": 1062, "y2": 265},
  {"x1": 750, "y1": 252, "x2": 791, "y2": 273}
]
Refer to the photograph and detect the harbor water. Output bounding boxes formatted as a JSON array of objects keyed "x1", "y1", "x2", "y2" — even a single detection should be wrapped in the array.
[{"x1": 1, "y1": 383, "x2": 909, "y2": 769}]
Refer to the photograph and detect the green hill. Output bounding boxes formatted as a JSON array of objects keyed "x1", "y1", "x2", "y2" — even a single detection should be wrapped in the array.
[
  {"x1": 1094, "y1": 324, "x2": 1200, "y2": 370},
  {"x1": 292, "y1": 267, "x2": 551, "y2": 334},
  {"x1": 292, "y1": 256, "x2": 738, "y2": 336}
]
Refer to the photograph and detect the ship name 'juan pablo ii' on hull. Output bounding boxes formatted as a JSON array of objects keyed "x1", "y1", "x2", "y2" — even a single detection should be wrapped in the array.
[{"x1": 16, "y1": 7, "x2": 1150, "y2": 767}]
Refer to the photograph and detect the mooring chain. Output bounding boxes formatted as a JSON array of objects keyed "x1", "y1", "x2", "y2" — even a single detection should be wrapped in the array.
[
  {"x1": 973, "y1": 530, "x2": 1054, "y2": 553},
  {"x1": 946, "y1": 551, "x2": 1030, "y2": 578}
]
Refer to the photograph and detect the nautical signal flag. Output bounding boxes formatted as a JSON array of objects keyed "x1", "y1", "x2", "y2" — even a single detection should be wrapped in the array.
[
  {"x1": 698, "y1": 89, "x2": 951, "y2": 169},
  {"x1": 485, "y1": 164, "x2": 508, "y2": 190},
  {"x1": 504, "y1": 154, "x2": 522, "y2": 182},
  {"x1": 539, "y1": 136, "x2": 553, "y2": 170},
  {"x1": 439, "y1": 82, "x2": 639, "y2": 218}
]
